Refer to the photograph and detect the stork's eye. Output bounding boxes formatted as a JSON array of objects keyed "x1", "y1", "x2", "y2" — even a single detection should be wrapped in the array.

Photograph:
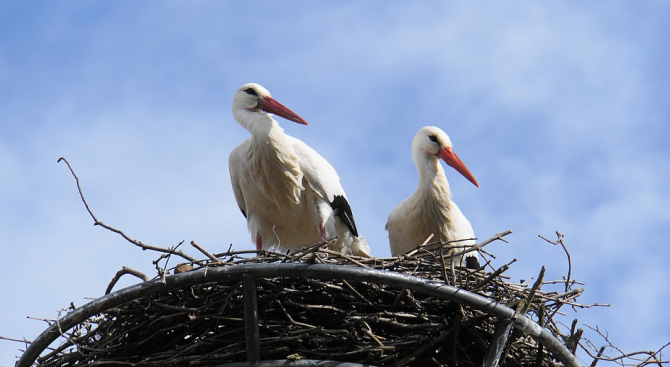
[
  {"x1": 244, "y1": 88, "x2": 259, "y2": 97},
  {"x1": 428, "y1": 135, "x2": 439, "y2": 143}
]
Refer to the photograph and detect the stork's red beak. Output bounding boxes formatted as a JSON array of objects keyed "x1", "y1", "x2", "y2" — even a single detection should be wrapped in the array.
[
  {"x1": 258, "y1": 96, "x2": 308, "y2": 125},
  {"x1": 438, "y1": 147, "x2": 480, "y2": 188}
]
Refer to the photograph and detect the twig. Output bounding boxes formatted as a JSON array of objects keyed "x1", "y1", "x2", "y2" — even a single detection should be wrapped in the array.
[
  {"x1": 581, "y1": 325, "x2": 670, "y2": 366},
  {"x1": 473, "y1": 258, "x2": 517, "y2": 290},
  {"x1": 0, "y1": 335, "x2": 32, "y2": 344},
  {"x1": 105, "y1": 266, "x2": 149, "y2": 294},
  {"x1": 341, "y1": 279, "x2": 377, "y2": 308},
  {"x1": 404, "y1": 233, "x2": 434, "y2": 257},
  {"x1": 153, "y1": 241, "x2": 186, "y2": 282},
  {"x1": 361, "y1": 321, "x2": 386, "y2": 348},
  {"x1": 275, "y1": 299, "x2": 317, "y2": 329},
  {"x1": 589, "y1": 346, "x2": 606, "y2": 367},
  {"x1": 26, "y1": 316, "x2": 56, "y2": 325},
  {"x1": 539, "y1": 231, "x2": 571, "y2": 293},
  {"x1": 395, "y1": 325, "x2": 457, "y2": 367},
  {"x1": 421, "y1": 229, "x2": 514, "y2": 260},
  {"x1": 290, "y1": 238, "x2": 336, "y2": 261},
  {"x1": 438, "y1": 242, "x2": 450, "y2": 285},
  {"x1": 190, "y1": 241, "x2": 221, "y2": 263},
  {"x1": 57, "y1": 157, "x2": 196, "y2": 262},
  {"x1": 318, "y1": 248, "x2": 371, "y2": 268}
]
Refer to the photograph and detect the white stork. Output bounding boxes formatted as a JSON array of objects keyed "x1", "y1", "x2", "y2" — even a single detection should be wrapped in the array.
[
  {"x1": 386, "y1": 126, "x2": 480, "y2": 268},
  {"x1": 229, "y1": 83, "x2": 371, "y2": 257}
]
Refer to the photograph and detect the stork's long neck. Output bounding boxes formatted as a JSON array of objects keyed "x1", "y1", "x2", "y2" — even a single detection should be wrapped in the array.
[
  {"x1": 233, "y1": 108, "x2": 283, "y2": 138},
  {"x1": 415, "y1": 152, "x2": 453, "y2": 202}
]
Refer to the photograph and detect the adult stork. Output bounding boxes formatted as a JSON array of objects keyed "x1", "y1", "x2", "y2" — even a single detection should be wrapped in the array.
[
  {"x1": 229, "y1": 83, "x2": 371, "y2": 257},
  {"x1": 386, "y1": 126, "x2": 480, "y2": 268}
]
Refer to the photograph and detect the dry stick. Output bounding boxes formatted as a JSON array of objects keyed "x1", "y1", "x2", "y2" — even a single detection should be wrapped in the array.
[
  {"x1": 290, "y1": 238, "x2": 337, "y2": 262},
  {"x1": 582, "y1": 324, "x2": 669, "y2": 365},
  {"x1": 543, "y1": 279, "x2": 585, "y2": 286},
  {"x1": 419, "y1": 233, "x2": 435, "y2": 248},
  {"x1": 361, "y1": 321, "x2": 386, "y2": 348},
  {"x1": 472, "y1": 258, "x2": 517, "y2": 291},
  {"x1": 454, "y1": 229, "x2": 513, "y2": 258},
  {"x1": 395, "y1": 325, "x2": 457, "y2": 367},
  {"x1": 57, "y1": 157, "x2": 196, "y2": 262},
  {"x1": 636, "y1": 341, "x2": 670, "y2": 367},
  {"x1": 105, "y1": 266, "x2": 149, "y2": 294},
  {"x1": 26, "y1": 316, "x2": 55, "y2": 325},
  {"x1": 275, "y1": 299, "x2": 316, "y2": 329},
  {"x1": 190, "y1": 241, "x2": 221, "y2": 263},
  {"x1": 0, "y1": 335, "x2": 32, "y2": 344},
  {"x1": 36, "y1": 340, "x2": 73, "y2": 364},
  {"x1": 418, "y1": 229, "x2": 513, "y2": 264},
  {"x1": 404, "y1": 233, "x2": 434, "y2": 257},
  {"x1": 319, "y1": 248, "x2": 371, "y2": 268},
  {"x1": 438, "y1": 242, "x2": 449, "y2": 284},
  {"x1": 539, "y1": 231, "x2": 572, "y2": 293},
  {"x1": 589, "y1": 346, "x2": 607, "y2": 367},
  {"x1": 341, "y1": 279, "x2": 377, "y2": 308},
  {"x1": 409, "y1": 230, "x2": 513, "y2": 287},
  {"x1": 159, "y1": 240, "x2": 188, "y2": 282},
  {"x1": 55, "y1": 307, "x2": 79, "y2": 356}
]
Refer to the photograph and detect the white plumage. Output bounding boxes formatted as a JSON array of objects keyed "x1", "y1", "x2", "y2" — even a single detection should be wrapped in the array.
[
  {"x1": 386, "y1": 126, "x2": 480, "y2": 268},
  {"x1": 229, "y1": 83, "x2": 371, "y2": 257}
]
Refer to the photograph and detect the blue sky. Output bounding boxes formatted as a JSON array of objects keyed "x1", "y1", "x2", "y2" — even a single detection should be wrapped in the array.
[{"x1": 1, "y1": 1, "x2": 669, "y2": 365}]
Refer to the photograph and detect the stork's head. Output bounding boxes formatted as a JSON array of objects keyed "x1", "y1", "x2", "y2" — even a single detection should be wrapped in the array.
[
  {"x1": 232, "y1": 83, "x2": 308, "y2": 126},
  {"x1": 412, "y1": 126, "x2": 479, "y2": 188}
]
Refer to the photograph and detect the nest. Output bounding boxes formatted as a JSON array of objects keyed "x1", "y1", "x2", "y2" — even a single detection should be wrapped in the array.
[{"x1": 33, "y1": 232, "x2": 588, "y2": 367}]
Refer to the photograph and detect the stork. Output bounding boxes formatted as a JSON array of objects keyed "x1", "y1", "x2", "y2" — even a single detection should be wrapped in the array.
[
  {"x1": 229, "y1": 83, "x2": 371, "y2": 257},
  {"x1": 386, "y1": 126, "x2": 480, "y2": 268}
]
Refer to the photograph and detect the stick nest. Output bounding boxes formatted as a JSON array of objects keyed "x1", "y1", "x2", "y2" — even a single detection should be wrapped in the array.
[{"x1": 35, "y1": 236, "x2": 588, "y2": 367}]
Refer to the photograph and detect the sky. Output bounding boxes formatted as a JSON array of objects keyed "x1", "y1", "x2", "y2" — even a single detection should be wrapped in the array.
[{"x1": 1, "y1": 1, "x2": 669, "y2": 365}]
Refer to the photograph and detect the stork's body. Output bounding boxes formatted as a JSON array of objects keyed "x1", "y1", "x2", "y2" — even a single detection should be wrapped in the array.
[
  {"x1": 229, "y1": 83, "x2": 370, "y2": 257},
  {"x1": 386, "y1": 126, "x2": 479, "y2": 268}
]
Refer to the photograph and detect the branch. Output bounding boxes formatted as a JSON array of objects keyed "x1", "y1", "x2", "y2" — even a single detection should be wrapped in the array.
[
  {"x1": 58, "y1": 157, "x2": 196, "y2": 262},
  {"x1": 472, "y1": 258, "x2": 517, "y2": 291},
  {"x1": 190, "y1": 241, "x2": 221, "y2": 263},
  {"x1": 539, "y1": 231, "x2": 572, "y2": 293},
  {"x1": 105, "y1": 266, "x2": 149, "y2": 294},
  {"x1": 581, "y1": 324, "x2": 670, "y2": 366},
  {"x1": 0, "y1": 335, "x2": 32, "y2": 344},
  {"x1": 405, "y1": 229, "x2": 513, "y2": 261}
]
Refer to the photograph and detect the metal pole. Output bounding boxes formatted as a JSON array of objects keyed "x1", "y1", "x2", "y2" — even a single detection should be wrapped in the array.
[{"x1": 242, "y1": 274, "x2": 261, "y2": 364}]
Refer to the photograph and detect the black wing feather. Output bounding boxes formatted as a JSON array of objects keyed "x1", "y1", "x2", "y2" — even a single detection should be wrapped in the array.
[{"x1": 330, "y1": 195, "x2": 359, "y2": 237}]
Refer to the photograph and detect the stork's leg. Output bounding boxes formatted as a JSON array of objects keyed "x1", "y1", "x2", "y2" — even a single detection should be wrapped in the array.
[
  {"x1": 318, "y1": 222, "x2": 327, "y2": 241},
  {"x1": 314, "y1": 198, "x2": 329, "y2": 241},
  {"x1": 256, "y1": 232, "x2": 263, "y2": 250}
]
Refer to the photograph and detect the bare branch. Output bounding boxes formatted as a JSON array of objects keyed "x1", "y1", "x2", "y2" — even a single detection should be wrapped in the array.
[
  {"x1": 105, "y1": 266, "x2": 149, "y2": 295},
  {"x1": 191, "y1": 241, "x2": 221, "y2": 263},
  {"x1": 0, "y1": 335, "x2": 32, "y2": 344},
  {"x1": 539, "y1": 231, "x2": 572, "y2": 293},
  {"x1": 57, "y1": 157, "x2": 196, "y2": 262},
  {"x1": 580, "y1": 324, "x2": 670, "y2": 366}
]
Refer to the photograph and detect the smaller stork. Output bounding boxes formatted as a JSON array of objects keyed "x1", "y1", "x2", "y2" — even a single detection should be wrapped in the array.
[
  {"x1": 386, "y1": 126, "x2": 480, "y2": 268},
  {"x1": 229, "y1": 83, "x2": 371, "y2": 257}
]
